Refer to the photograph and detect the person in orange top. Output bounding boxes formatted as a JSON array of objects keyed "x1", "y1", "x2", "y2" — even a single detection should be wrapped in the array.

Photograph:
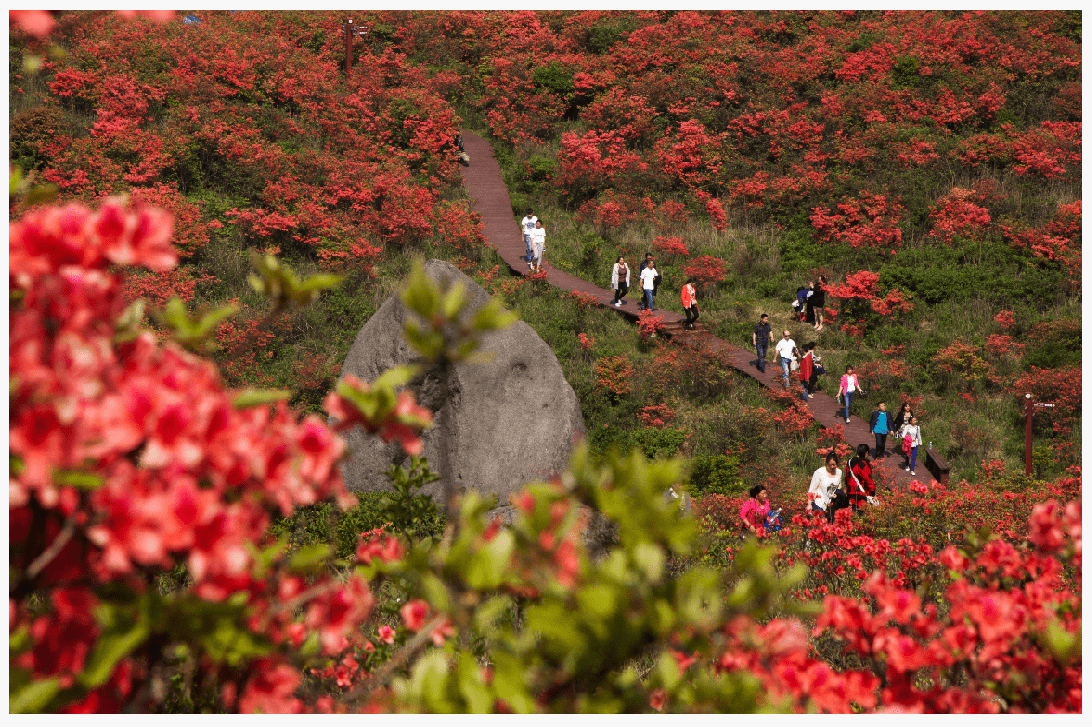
[{"x1": 681, "y1": 277, "x2": 699, "y2": 330}]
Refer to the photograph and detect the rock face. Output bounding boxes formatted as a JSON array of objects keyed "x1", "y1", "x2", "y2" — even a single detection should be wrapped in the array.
[{"x1": 338, "y1": 259, "x2": 585, "y2": 504}]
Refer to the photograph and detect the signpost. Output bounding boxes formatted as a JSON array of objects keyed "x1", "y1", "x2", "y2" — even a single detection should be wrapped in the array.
[
  {"x1": 1023, "y1": 393, "x2": 1054, "y2": 476},
  {"x1": 344, "y1": 19, "x2": 368, "y2": 81}
]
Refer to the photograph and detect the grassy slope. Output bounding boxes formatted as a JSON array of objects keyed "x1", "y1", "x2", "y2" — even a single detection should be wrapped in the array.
[{"x1": 8, "y1": 11, "x2": 1080, "y2": 505}]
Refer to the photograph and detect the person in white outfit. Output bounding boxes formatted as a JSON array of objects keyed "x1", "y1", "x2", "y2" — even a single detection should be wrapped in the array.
[
  {"x1": 520, "y1": 208, "x2": 537, "y2": 266},
  {"x1": 530, "y1": 220, "x2": 546, "y2": 271},
  {"x1": 773, "y1": 330, "x2": 800, "y2": 389},
  {"x1": 808, "y1": 452, "x2": 843, "y2": 522},
  {"x1": 611, "y1": 256, "x2": 630, "y2": 306},
  {"x1": 639, "y1": 259, "x2": 658, "y2": 311}
]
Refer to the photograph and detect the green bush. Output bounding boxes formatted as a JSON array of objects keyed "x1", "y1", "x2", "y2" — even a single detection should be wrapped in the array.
[
  {"x1": 688, "y1": 454, "x2": 744, "y2": 497},
  {"x1": 532, "y1": 62, "x2": 574, "y2": 96}
]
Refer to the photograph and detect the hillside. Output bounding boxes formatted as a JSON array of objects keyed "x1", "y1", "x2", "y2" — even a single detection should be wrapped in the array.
[
  {"x1": 7, "y1": 10, "x2": 1082, "y2": 714},
  {"x1": 10, "y1": 10, "x2": 1079, "y2": 489}
]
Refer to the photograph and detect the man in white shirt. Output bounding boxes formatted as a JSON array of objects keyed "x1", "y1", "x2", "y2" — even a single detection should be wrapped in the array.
[
  {"x1": 773, "y1": 329, "x2": 800, "y2": 389},
  {"x1": 520, "y1": 208, "x2": 537, "y2": 267},
  {"x1": 639, "y1": 259, "x2": 658, "y2": 311}
]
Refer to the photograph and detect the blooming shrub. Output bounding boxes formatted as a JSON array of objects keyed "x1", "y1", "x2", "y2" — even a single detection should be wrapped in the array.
[
  {"x1": 810, "y1": 192, "x2": 904, "y2": 250},
  {"x1": 594, "y1": 355, "x2": 634, "y2": 396},
  {"x1": 929, "y1": 187, "x2": 992, "y2": 244},
  {"x1": 682, "y1": 255, "x2": 728, "y2": 288},
  {"x1": 9, "y1": 197, "x2": 423, "y2": 713}
]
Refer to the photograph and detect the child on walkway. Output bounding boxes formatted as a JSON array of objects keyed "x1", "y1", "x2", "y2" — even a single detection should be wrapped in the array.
[
  {"x1": 899, "y1": 416, "x2": 923, "y2": 476},
  {"x1": 869, "y1": 402, "x2": 894, "y2": 458}
]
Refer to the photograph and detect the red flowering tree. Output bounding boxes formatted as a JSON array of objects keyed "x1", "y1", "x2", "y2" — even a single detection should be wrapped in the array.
[{"x1": 827, "y1": 270, "x2": 913, "y2": 339}]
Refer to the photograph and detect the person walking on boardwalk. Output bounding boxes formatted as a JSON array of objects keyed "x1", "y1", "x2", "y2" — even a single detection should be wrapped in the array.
[
  {"x1": 773, "y1": 329, "x2": 800, "y2": 389},
  {"x1": 808, "y1": 451, "x2": 844, "y2": 522},
  {"x1": 611, "y1": 256, "x2": 630, "y2": 306},
  {"x1": 639, "y1": 258, "x2": 659, "y2": 311},
  {"x1": 847, "y1": 443, "x2": 876, "y2": 513},
  {"x1": 809, "y1": 275, "x2": 828, "y2": 331},
  {"x1": 520, "y1": 208, "x2": 537, "y2": 267},
  {"x1": 752, "y1": 313, "x2": 774, "y2": 372},
  {"x1": 681, "y1": 277, "x2": 699, "y2": 330},
  {"x1": 798, "y1": 342, "x2": 815, "y2": 403},
  {"x1": 838, "y1": 365, "x2": 864, "y2": 423},
  {"x1": 899, "y1": 416, "x2": 923, "y2": 476},
  {"x1": 869, "y1": 402, "x2": 894, "y2": 458},
  {"x1": 529, "y1": 219, "x2": 546, "y2": 271},
  {"x1": 893, "y1": 401, "x2": 914, "y2": 435}
]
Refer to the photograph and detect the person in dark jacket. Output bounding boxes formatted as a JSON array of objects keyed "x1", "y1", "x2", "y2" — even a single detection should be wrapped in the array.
[
  {"x1": 809, "y1": 275, "x2": 827, "y2": 331},
  {"x1": 847, "y1": 444, "x2": 875, "y2": 513},
  {"x1": 752, "y1": 313, "x2": 774, "y2": 372},
  {"x1": 869, "y1": 402, "x2": 895, "y2": 458},
  {"x1": 893, "y1": 401, "x2": 914, "y2": 434}
]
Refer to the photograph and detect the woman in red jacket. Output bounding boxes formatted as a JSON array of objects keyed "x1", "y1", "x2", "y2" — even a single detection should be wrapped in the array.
[
  {"x1": 847, "y1": 443, "x2": 875, "y2": 513},
  {"x1": 681, "y1": 277, "x2": 699, "y2": 330},
  {"x1": 798, "y1": 342, "x2": 814, "y2": 403}
]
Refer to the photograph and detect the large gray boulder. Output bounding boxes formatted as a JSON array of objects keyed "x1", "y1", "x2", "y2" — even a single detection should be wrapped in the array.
[{"x1": 338, "y1": 259, "x2": 585, "y2": 504}]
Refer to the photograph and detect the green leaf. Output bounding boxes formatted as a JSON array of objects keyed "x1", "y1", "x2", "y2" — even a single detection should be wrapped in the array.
[
  {"x1": 440, "y1": 282, "x2": 468, "y2": 321},
  {"x1": 491, "y1": 652, "x2": 535, "y2": 713},
  {"x1": 1043, "y1": 621, "x2": 1081, "y2": 664},
  {"x1": 8, "y1": 627, "x2": 31, "y2": 656},
  {"x1": 10, "y1": 676, "x2": 61, "y2": 713},
  {"x1": 233, "y1": 388, "x2": 291, "y2": 409},
  {"x1": 373, "y1": 363, "x2": 423, "y2": 391},
  {"x1": 51, "y1": 469, "x2": 104, "y2": 490},
  {"x1": 456, "y1": 652, "x2": 493, "y2": 713},
  {"x1": 23, "y1": 184, "x2": 59, "y2": 207},
  {"x1": 471, "y1": 300, "x2": 518, "y2": 332},
  {"x1": 81, "y1": 620, "x2": 149, "y2": 688},
  {"x1": 401, "y1": 263, "x2": 440, "y2": 319},
  {"x1": 287, "y1": 543, "x2": 332, "y2": 572}
]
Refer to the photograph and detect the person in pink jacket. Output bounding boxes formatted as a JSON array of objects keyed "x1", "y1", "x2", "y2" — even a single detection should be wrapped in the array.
[
  {"x1": 681, "y1": 278, "x2": 699, "y2": 330},
  {"x1": 838, "y1": 366, "x2": 864, "y2": 423}
]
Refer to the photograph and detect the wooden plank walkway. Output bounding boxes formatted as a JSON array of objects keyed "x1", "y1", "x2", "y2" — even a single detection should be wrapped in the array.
[{"x1": 458, "y1": 130, "x2": 930, "y2": 492}]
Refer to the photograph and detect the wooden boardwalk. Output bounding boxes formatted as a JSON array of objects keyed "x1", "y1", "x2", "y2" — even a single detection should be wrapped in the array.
[{"x1": 458, "y1": 130, "x2": 929, "y2": 492}]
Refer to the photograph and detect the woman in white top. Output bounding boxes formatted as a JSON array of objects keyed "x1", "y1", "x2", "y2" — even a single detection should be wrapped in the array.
[
  {"x1": 899, "y1": 416, "x2": 923, "y2": 476},
  {"x1": 808, "y1": 452, "x2": 843, "y2": 521},
  {"x1": 530, "y1": 220, "x2": 546, "y2": 271},
  {"x1": 611, "y1": 256, "x2": 630, "y2": 306},
  {"x1": 639, "y1": 259, "x2": 658, "y2": 311}
]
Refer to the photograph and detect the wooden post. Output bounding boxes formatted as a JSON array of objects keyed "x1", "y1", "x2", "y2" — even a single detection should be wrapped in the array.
[
  {"x1": 345, "y1": 18, "x2": 353, "y2": 80},
  {"x1": 1024, "y1": 394, "x2": 1034, "y2": 476}
]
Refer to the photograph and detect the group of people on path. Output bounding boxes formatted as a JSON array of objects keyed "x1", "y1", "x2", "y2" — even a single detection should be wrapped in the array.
[
  {"x1": 738, "y1": 398, "x2": 925, "y2": 535},
  {"x1": 609, "y1": 252, "x2": 700, "y2": 329},
  {"x1": 793, "y1": 276, "x2": 827, "y2": 330},
  {"x1": 514, "y1": 216, "x2": 927, "y2": 528},
  {"x1": 520, "y1": 208, "x2": 547, "y2": 272}
]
